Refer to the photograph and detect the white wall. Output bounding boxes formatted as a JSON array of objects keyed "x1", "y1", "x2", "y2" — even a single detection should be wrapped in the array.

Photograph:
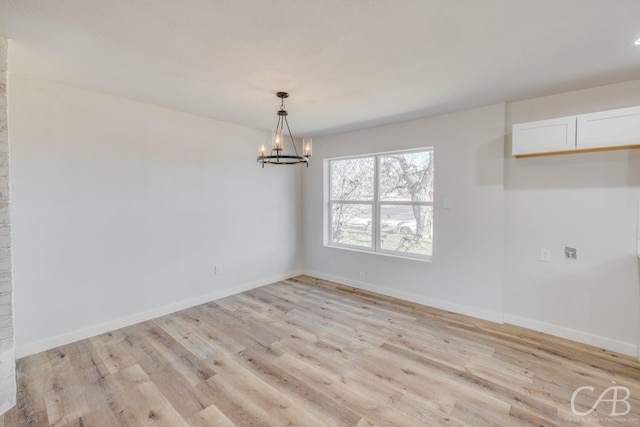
[
  {"x1": 9, "y1": 73, "x2": 303, "y2": 357},
  {"x1": 504, "y1": 80, "x2": 640, "y2": 355},
  {"x1": 303, "y1": 103, "x2": 507, "y2": 322}
]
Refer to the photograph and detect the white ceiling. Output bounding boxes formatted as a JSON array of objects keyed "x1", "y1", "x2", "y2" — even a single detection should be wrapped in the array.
[{"x1": 1, "y1": 0, "x2": 639, "y2": 136}]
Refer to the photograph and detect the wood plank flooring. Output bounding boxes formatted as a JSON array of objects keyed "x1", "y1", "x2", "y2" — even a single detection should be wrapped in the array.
[{"x1": 3, "y1": 275, "x2": 640, "y2": 426}]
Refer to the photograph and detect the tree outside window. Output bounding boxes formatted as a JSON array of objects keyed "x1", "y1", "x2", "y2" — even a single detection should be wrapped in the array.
[{"x1": 328, "y1": 148, "x2": 434, "y2": 259}]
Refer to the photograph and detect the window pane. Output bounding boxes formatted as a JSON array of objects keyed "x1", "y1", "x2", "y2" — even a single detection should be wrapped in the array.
[
  {"x1": 380, "y1": 205, "x2": 433, "y2": 256},
  {"x1": 330, "y1": 157, "x2": 374, "y2": 201},
  {"x1": 331, "y1": 203, "x2": 373, "y2": 248},
  {"x1": 379, "y1": 151, "x2": 433, "y2": 202}
]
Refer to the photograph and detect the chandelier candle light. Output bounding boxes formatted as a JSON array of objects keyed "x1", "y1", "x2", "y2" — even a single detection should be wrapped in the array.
[{"x1": 257, "y1": 92, "x2": 312, "y2": 167}]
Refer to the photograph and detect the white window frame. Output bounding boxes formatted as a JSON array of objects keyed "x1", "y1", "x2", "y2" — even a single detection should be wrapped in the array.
[{"x1": 325, "y1": 147, "x2": 434, "y2": 261}]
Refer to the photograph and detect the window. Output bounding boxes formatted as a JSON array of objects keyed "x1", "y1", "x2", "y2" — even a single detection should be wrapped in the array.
[{"x1": 327, "y1": 148, "x2": 434, "y2": 259}]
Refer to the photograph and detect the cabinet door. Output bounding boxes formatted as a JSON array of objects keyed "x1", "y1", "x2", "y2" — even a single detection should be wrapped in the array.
[
  {"x1": 512, "y1": 116, "x2": 576, "y2": 156},
  {"x1": 577, "y1": 106, "x2": 640, "y2": 149}
]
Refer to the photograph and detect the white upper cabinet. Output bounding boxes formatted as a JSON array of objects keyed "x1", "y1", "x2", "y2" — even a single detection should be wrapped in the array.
[
  {"x1": 576, "y1": 105, "x2": 640, "y2": 149},
  {"x1": 512, "y1": 105, "x2": 640, "y2": 157},
  {"x1": 512, "y1": 116, "x2": 576, "y2": 156}
]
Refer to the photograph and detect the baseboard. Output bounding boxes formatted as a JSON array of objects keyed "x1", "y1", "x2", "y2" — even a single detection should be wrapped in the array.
[
  {"x1": 504, "y1": 313, "x2": 638, "y2": 358},
  {"x1": 15, "y1": 270, "x2": 303, "y2": 358},
  {"x1": 17, "y1": 269, "x2": 637, "y2": 360},
  {"x1": 302, "y1": 270, "x2": 638, "y2": 358},
  {"x1": 303, "y1": 270, "x2": 504, "y2": 324}
]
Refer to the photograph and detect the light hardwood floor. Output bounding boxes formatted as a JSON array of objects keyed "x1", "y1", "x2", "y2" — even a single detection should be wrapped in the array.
[{"x1": 3, "y1": 275, "x2": 640, "y2": 426}]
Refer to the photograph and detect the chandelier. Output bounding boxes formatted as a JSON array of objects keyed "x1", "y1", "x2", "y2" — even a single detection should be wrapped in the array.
[{"x1": 257, "y1": 92, "x2": 312, "y2": 167}]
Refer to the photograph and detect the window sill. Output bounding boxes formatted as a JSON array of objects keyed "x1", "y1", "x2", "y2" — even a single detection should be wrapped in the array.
[{"x1": 325, "y1": 243, "x2": 433, "y2": 263}]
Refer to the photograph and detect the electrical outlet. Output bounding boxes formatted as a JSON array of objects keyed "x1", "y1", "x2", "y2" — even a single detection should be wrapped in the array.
[
  {"x1": 215, "y1": 265, "x2": 222, "y2": 275},
  {"x1": 359, "y1": 272, "x2": 365, "y2": 281},
  {"x1": 564, "y1": 247, "x2": 577, "y2": 260},
  {"x1": 540, "y1": 248, "x2": 551, "y2": 262}
]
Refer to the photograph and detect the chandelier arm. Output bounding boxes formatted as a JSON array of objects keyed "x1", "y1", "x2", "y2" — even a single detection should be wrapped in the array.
[
  {"x1": 283, "y1": 115, "x2": 300, "y2": 157},
  {"x1": 278, "y1": 113, "x2": 283, "y2": 134}
]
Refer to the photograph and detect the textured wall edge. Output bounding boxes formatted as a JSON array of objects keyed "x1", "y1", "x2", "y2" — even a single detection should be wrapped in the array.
[{"x1": 0, "y1": 37, "x2": 16, "y2": 415}]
